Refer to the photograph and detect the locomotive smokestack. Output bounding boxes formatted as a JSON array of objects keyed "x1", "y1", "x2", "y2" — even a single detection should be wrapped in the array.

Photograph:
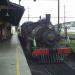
[
  {"x1": 46, "y1": 14, "x2": 51, "y2": 23},
  {"x1": 40, "y1": 16, "x2": 41, "y2": 20}
]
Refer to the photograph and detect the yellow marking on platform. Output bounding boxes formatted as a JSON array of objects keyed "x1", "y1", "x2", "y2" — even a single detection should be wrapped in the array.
[{"x1": 16, "y1": 46, "x2": 21, "y2": 75}]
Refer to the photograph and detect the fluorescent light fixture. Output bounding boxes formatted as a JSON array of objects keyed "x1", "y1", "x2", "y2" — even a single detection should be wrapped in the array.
[{"x1": 6, "y1": 12, "x2": 9, "y2": 16}]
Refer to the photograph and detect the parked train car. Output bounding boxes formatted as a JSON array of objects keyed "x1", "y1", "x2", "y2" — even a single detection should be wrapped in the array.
[{"x1": 18, "y1": 15, "x2": 71, "y2": 63}]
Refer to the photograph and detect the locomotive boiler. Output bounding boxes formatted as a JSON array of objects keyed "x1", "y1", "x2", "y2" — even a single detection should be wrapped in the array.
[{"x1": 19, "y1": 14, "x2": 71, "y2": 63}]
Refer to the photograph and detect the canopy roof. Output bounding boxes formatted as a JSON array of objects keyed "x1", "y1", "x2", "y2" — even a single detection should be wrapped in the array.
[{"x1": 0, "y1": 0, "x2": 25, "y2": 26}]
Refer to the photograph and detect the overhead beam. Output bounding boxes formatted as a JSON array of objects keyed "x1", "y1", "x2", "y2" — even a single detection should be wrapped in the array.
[{"x1": 0, "y1": 5, "x2": 17, "y2": 9}]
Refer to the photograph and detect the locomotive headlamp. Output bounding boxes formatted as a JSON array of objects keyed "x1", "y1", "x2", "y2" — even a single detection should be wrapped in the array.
[{"x1": 48, "y1": 34, "x2": 55, "y2": 41}]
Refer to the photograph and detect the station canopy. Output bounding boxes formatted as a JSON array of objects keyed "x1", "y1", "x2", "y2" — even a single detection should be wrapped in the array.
[{"x1": 0, "y1": 0, "x2": 25, "y2": 26}]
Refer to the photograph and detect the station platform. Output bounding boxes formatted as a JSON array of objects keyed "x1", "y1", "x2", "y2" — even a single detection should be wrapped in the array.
[{"x1": 0, "y1": 33, "x2": 32, "y2": 75}]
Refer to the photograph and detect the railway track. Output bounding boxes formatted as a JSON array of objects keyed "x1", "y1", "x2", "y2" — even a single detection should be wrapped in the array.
[
  {"x1": 29, "y1": 61, "x2": 75, "y2": 75},
  {"x1": 29, "y1": 62, "x2": 53, "y2": 75}
]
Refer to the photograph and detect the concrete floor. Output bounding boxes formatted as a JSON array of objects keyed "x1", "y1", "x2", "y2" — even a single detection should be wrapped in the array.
[{"x1": 0, "y1": 33, "x2": 32, "y2": 75}]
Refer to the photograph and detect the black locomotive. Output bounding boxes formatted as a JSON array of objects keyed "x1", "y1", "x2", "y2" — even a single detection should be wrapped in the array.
[{"x1": 18, "y1": 15, "x2": 71, "y2": 63}]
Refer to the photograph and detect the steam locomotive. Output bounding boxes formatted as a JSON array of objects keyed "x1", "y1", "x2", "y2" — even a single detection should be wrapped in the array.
[{"x1": 18, "y1": 15, "x2": 71, "y2": 63}]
